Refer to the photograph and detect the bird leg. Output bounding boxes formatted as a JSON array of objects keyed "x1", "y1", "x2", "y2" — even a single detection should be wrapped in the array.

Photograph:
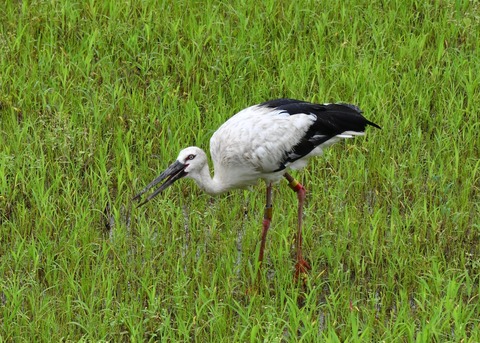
[
  {"x1": 284, "y1": 173, "x2": 311, "y2": 278},
  {"x1": 258, "y1": 183, "x2": 273, "y2": 266}
]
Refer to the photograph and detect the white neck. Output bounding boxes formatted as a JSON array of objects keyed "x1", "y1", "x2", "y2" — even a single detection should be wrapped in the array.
[{"x1": 187, "y1": 162, "x2": 227, "y2": 195}]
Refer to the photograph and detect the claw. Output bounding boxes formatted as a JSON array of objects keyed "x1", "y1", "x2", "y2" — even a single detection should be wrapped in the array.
[{"x1": 294, "y1": 258, "x2": 311, "y2": 279}]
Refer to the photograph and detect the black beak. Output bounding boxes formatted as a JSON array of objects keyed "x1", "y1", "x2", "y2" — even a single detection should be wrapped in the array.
[{"x1": 133, "y1": 160, "x2": 188, "y2": 207}]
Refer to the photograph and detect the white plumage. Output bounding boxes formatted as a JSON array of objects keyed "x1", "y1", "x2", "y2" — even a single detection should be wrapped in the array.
[
  {"x1": 210, "y1": 105, "x2": 316, "y2": 187},
  {"x1": 133, "y1": 99, "x2": 380, "y2": 277}
]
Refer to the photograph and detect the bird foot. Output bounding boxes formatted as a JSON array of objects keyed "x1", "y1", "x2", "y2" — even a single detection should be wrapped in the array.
[{"x1": 294, "y1": 258, "x2": 311, "y2": 280}]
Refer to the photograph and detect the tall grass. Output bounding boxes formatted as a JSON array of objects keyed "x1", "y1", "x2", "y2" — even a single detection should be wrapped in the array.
[{"x1": 1, "y1": 0, "x2": 479, "y2": 341}]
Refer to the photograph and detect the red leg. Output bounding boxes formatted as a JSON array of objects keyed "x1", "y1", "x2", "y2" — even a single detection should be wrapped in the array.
[
  {"x1": 258, "y1": 183, "x2": 273, "y2": 265},
  {"x1": 284, "y1": 173, "x2": 311, "y2": 278}
]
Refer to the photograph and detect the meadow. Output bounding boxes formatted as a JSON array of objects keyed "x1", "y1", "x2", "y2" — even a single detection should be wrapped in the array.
[{"x1": 1, "y1": 0, "x2": 479, "y2": 341}]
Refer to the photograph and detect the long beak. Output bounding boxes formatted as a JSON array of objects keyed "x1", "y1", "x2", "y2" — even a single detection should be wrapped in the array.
[{"x1": 133, "y1": 160, "x2": 188, "y2": 207}]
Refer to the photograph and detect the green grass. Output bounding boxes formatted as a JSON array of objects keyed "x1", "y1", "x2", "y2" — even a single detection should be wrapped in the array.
[{"x1": 1, "y1": 0, "x2": 479, "y2": 341}]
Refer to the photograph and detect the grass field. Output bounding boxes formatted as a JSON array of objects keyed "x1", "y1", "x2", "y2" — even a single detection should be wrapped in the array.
[{"x1": 1, "y1": 0, "x2": 479, "y2": 341}]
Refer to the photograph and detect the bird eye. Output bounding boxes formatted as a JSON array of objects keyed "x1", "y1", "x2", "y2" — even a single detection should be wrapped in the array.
[{"x1": 187, "y1": 154, "x2": 195, "y2": 161}]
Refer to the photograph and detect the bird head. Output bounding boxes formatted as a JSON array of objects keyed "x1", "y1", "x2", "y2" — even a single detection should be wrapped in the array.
[{"x1": 133, "y1": 147, "x2": 206, "y2": 207}]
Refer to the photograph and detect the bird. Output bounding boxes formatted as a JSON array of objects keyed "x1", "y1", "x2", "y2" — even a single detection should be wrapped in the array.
[{"x1": 133, "y1": 98, "x2": 381, "y2": 278}]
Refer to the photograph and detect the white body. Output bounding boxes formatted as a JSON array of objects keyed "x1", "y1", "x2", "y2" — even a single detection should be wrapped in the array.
[{"x1": 181, "y1": 104, "x2": 364, "y2": 194}]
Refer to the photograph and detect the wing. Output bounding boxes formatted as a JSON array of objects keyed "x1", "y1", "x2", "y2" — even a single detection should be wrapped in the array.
[{"x1": 259, "y1": 99, "x2": 381, "y2": 171}]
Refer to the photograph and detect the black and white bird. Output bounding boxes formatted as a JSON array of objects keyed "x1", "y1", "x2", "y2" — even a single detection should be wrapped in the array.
[{"x1": 133, "y1": 99, "x2": 380, "y2": 277}]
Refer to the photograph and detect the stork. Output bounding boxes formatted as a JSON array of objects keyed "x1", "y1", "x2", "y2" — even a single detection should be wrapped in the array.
[{"x1": 133, "y1": 99, "x2": 380, "y2": 277}]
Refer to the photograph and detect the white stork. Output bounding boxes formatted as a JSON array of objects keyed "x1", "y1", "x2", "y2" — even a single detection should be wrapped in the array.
[{"x1": 133, "y1": 99, "x2": 381, "y2": 277}]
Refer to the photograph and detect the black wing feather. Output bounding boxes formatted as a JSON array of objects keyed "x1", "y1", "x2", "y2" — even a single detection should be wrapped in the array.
[{"x1": 260, "y1": 99, "x2": 381, "y2": 171}]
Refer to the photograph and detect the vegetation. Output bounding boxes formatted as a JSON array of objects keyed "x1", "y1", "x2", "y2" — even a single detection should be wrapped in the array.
[{"x1": 1, "y1": 0, "x2": 479, "y2": 341}]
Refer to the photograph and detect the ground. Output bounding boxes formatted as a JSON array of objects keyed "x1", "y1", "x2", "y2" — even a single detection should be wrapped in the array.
[{"x1": 1, "y1": 0, "x2": 479, "y2": 341}]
